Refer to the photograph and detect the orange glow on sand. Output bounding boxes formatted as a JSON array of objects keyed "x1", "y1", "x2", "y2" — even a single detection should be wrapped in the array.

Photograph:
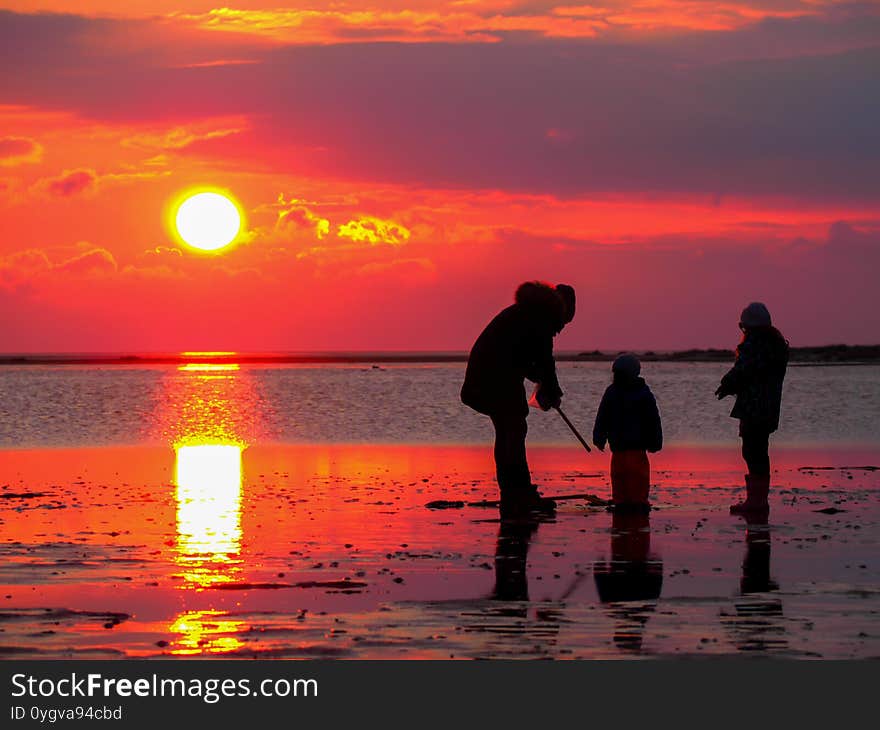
[{"x1": 1, "y1": 443, "x2": 879, "y2": 658}]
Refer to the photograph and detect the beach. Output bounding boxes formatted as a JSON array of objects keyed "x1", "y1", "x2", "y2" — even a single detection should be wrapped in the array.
[
  {"x1": 3, "y1": 7, "x2": 879, "y2": 720},
  {"x1": 2, "y1": 442, "x2": 878, "y2": 659}
]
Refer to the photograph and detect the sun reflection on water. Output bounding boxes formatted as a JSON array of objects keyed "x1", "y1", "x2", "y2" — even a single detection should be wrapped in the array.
[
  {"x1": 159, "y1": 357, "x2": 271, "y2": 652},
  {"x1": 168, "y1": 609, "x2": 246, "y2": 656},
  {"x1": 177, "y1": 363, "x2": 240, "y2": 373},
  {"x1": 174, "y1": 443, "x2": 243, "y2": 588},
  {"x1": 176, "y1": 444, "x2": 242, "y2": 557}
]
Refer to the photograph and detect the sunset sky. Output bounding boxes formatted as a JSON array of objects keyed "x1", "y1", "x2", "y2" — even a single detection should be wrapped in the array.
[{"x1": 1, "y1": 1, "x2": 878, "y2": 352}]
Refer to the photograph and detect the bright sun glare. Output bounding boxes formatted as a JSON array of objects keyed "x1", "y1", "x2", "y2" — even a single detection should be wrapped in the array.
[{"x1": 174, "y1": 191, "x2": 242, "y2": 252}]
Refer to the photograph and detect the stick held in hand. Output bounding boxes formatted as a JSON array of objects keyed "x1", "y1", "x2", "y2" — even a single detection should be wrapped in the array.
[{"x1": 554, "y1": 406, "x2": 592, "y2": 453}]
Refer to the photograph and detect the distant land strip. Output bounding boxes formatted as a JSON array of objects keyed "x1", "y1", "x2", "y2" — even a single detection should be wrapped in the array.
[{"x1": 1, "y1": 345, "x2": 878, "y2": 366}]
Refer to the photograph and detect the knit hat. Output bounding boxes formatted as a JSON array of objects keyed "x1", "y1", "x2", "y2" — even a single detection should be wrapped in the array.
[
  {"x1": 739, "y1": 302, "x2": 772, "y2": 329},
  {"x1": 612, "y1": 353, "x2": 641, "y2": 378},
  {"x1": 555, "y1": 284, "x2": 576, "y2": 324}
]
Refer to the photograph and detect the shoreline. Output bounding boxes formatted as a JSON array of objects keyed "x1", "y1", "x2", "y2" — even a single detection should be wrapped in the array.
[{"x1": 0, "y1": 441, "x2": 878, "y2": 456}]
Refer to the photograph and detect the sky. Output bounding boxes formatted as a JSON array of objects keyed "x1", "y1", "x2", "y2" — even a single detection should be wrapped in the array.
[{"x1": 0, "y1": 1, "x2": 878, "y2": 352}]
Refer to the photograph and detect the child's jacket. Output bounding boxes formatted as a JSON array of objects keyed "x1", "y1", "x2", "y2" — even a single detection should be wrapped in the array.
[{"x1": 593, "y1": 377, "x2": 663, "y2": 453}]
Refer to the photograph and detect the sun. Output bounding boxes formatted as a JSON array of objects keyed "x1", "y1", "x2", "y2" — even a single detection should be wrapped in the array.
[{"x1": 174, "y1": 191, "x2": 242, "y2": 252}]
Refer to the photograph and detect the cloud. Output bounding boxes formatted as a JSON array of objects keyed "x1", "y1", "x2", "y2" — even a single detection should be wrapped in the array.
[
  {"x1": 29, "y1": 166, "x2": 169, "y2": 198},
  {"x1": 172, "y1": 58, "x2": 261, "y2": 69},
  {"x1": 1, "y1": 219, "x2": 877, "y2": 350},
  {"x1": 121, "y1": 121, "x2": 245, "y2": 151},
  {"x1": 143, "y1": 245, "x2": 183, "y2": 259},
  {"x1": 337, "y1": 217, "x2": 411, "y2": 246},
  {"x1": 167, "y1": 2, "x2": 845, "y2": 45},
  {"x1": 0, "y1": 248, "x2": 51, "y2": 290},
  {"x1": 31, "y1": 168, "x2": 97, "y2": 197},
  {"x1": 0, "y1": 135, "x2": 43, "y2": 166},
  {"x1": 276, "y1": 199, "x2": 331, "y2": 240},
  {"x1": 0, "y1": 244, "x2": 116, "y2": 290},
  {"x1": 169, "y1": 6, "x2": 590, "y2": 44},
  {"x1": 55, "y1": 247, "x2": 117, "y2": 275},
  {"x1": 2, "y1": 8, "x2": 879, "y2": 200}
]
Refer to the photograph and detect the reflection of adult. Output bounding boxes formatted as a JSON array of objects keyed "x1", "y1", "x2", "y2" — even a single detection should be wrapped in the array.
[
  {"x1": 741, "y1": 515, "x2": 779, "y2": 595},
  {"x1": 593, "y1": 512, "x2": 663, "y2": 652},
  {"x1": 491, "y1": 518, "x2": 539, "y2": 602},
  {"x1": 461, "y1": 281, "x2": 576, "y2": 515},
  {"x1": 716, "y1": 302, "x2": 789, "y2": 516}
]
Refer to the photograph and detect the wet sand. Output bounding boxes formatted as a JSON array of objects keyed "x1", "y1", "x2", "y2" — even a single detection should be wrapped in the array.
[{"x1": 0, "y1": 444, "x2": 878, "y2": 659}]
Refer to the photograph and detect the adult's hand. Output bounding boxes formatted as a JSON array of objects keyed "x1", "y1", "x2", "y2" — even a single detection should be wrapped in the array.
[{"x1": 537, "y1": 389, "x2": 561, "y2": 411}]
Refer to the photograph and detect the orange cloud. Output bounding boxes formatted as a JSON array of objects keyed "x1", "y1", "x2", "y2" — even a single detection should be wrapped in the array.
[
  {"x1": 276, "y1": 200, "x2": 331, "y2": 240},
  {"x1": 55, "y1": 246, "x2": 117, "y2": 275},
  {"x1": 122, "y1": 120, "x2": 246, "y2": 151},
  {"x1": 167, "y1": 2, "x2": 829, "y2": 44},
  {"x1": 0, "y1": 136, "x2": 43, "y2": 167},
  {"x1": 0, "y1": 244, "x2": 116, "y2": 290},
  {"x1": 337, "y1": 216, "x2": 411, "y2": 246},
  {"x1": 170, "y1": 6, "x2": 599, "y2": 44},
  {"x1": 0, "y1": 249, "x2": 51, "y2": 290}
]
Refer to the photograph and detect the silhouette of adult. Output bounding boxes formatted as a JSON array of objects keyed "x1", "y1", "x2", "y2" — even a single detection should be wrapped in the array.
[
  {"x1": 461, "y1": 282, "x2": 575, "y2": 515},
  {"x1": 715, "y1": 302, "x2": 789, "y2": 516}
]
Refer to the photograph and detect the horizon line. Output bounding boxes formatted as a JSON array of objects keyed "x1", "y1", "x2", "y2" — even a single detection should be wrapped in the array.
[{"x1": 0, "y1": 343, "x2": 877, "y2": 366}]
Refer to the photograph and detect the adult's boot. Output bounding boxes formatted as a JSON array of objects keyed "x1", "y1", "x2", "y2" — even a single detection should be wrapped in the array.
[{"x1": 730, "y1": 474, "x2": 770, "y2": 516}]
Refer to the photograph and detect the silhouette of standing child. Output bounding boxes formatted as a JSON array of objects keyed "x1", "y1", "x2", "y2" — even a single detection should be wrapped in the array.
[
  {"x1": 716, "y1": 302, "x2": 789, "y2": 516},
  {"x1": 461, "y1": 281, "x2": 576, "y2": 515},
  {"x1": 592, "y1": 354, "x2": 662, "y2": 512}
]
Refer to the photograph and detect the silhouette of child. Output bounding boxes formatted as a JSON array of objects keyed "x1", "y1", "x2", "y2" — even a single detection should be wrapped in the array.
[
  {"x1": 592, "y1": 354, "x2": 662, "y2": 511},
  {"x1": 715, "y1": 302, "x2": 789, "y2": 516}
]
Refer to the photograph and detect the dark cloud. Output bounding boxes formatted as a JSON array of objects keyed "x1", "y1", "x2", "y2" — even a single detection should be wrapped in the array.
[
  {"x1": 0, "y1": 135, "x2": 42, "y2": 166},
  {"x1": 33, "y1": 168, "x2": 97, "y2": 197},
  {"x1": 1, "y1": 8, "x2": 878, "y2": 201}
]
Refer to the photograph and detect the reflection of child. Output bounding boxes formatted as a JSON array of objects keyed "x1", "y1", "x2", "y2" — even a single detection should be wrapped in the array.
[{"x1": 592, "y1": 354, "x2": 663, "y2": 511}]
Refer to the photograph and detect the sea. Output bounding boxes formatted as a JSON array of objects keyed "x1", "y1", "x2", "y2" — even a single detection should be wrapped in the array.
[{"x1": 1, "y1": 359, "x2": 878, "y2": 449}]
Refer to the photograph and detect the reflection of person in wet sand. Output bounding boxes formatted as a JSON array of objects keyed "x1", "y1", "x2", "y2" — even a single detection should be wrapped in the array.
[
  {"x1": 593, "y1": 512, "x2": 663, "y2": 653},
  {"x1": 740, "y1": 515, "x2": 779, "y2": 595},
  {"x1": 491, "y1": 518, "x2": 538, "y2": 601},
  {"x1": 457, "y1": 517, "x2": 561, "y2": 659},
  {"x1": 716, "y1": 302, "x2": 789, "y2": 517},
  {"x1": 725, "y1": 514, "x2": 787, "y2": 653},
  {"x1": 461, "y1": 281, "x2": 576, "y2": 517}
]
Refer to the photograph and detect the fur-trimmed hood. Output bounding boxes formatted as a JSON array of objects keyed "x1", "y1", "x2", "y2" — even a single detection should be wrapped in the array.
[{"x1": 514, "y1": 281, "x2": 565, "y2": 330}]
